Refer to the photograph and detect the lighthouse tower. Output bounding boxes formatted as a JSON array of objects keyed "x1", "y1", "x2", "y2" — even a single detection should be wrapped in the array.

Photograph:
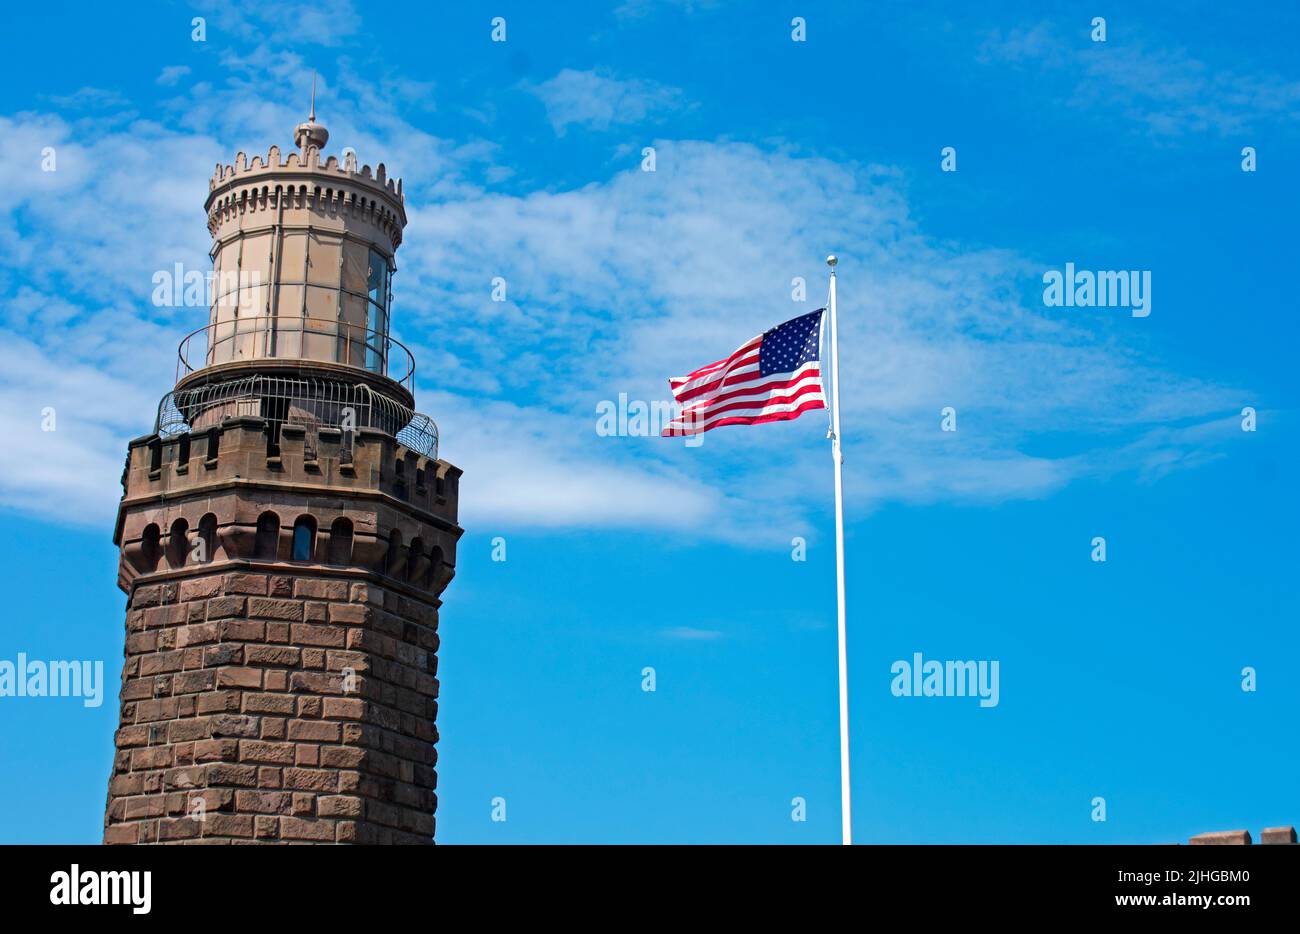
[{"x1": 103, "y1": 99, "x2": 462, "y2": 844}]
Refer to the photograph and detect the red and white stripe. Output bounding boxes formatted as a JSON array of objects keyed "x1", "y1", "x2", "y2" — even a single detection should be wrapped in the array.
[{"x1": 661, "y1": 334, "x2": 826, "y2": 436}]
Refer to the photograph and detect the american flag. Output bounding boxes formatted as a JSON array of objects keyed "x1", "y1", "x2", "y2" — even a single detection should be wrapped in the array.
[{"x1": 662, "y1": 308, "x2": 827, "y2": 436}]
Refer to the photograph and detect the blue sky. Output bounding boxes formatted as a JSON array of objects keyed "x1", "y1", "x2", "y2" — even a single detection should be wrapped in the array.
[{"x1": 0, "y1": 0, "x2": 1297, "y2": 843}]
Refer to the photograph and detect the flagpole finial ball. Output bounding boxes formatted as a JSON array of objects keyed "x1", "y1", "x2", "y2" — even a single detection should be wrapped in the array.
[{"x1": 826, "y1": 254, "x2": 838, "y2": 267}]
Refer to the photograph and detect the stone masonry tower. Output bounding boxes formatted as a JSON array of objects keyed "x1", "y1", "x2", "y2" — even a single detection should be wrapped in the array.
[{"x1": 103, "y1": 99, "x2": 462, "y2": 844}]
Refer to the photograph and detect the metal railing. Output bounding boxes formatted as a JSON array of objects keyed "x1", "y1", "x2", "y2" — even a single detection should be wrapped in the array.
[
  {"x1": 176, "y1": 315, "x2": 416, "y2": 390},
  {"x1": 155, "y1": 373, "x2": 438, "y2": 460}
]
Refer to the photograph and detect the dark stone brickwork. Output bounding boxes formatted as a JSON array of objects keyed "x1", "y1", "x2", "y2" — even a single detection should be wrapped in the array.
[{"x1": 104, "y1": 570, "x2": 440, "y2": 844}]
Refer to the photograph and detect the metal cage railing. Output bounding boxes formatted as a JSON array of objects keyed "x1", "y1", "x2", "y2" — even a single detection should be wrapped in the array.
[{"x1": 155, "y1": 373, "x2": 438, "y2": 460}]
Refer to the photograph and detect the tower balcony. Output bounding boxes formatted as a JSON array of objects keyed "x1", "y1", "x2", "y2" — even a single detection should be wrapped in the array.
[{"x1": 176, "y1": 316, "x2": 416, "y2": 398}]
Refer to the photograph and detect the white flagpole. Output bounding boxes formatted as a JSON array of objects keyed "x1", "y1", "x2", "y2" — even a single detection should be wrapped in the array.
[{"x1": 826, "y1": 254, "x2": 852, "y2": 845}]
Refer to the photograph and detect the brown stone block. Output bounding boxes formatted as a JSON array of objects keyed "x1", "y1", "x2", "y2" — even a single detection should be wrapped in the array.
[
  {"x1": 158, "y1": 817, "x2": 202, "y2": 841},
  {"x1": 201, "y1": 813, "x2": 253, "y2": 838},
  {"x1": 103, "y1": 823, "x2": 140, "y2": 845},
  {"x1": 297, "y1": 696, "x2": 323, "y2": 717},
  {"x1": 109, "y1": 773, "x2": 145, "y2": 797},
  {"x1": 190, "y1": 787, "x2": 235, "y2": 811},
  {"x1": 217, "y1": 667, "x2": 263, "y2": 690},
  {"x1": 236, "y1": 790, "x2": 291, "y2": 813},
  {"x1": 239, "y1": 740, "x2": 295, "y2": 765},
  {"x1": 142, "y1": 606, "x2": 173, "y2": 629},
  {"x1": 329, "y1": 603, "x2": 372, "y2": 626},
  {"x1": 289, "y1": 671, "x2": 343, "y2": 695},
  {"x1": 261, "y1": 718, "x2": 287, "y2": 740},
  {"x1": 211, "y1": 714, "x2": 260, "y2": 737},
  {"x1": 203, "y1": 762, "x2": 259, "y2": 787},
  {"x1": 168, "y1": 718, "x2": 213, "y2": 742},
  {"x1": 125, "y1": 632, "x2": 158, "y2": 655},
  {"x1": 206, "y1": 597, "x2": 248, "y2": 620},
  {"x1": 174, "y1": 669, "x2": 217, "y2": 694},
  {"x1": 337, "y1": 770, "x2": 361, "y2": 794},
  {"x1": 257, "y1": 766, "x2": 283, "y2": 789},
  {"x1": 296, "y1": 579, "x2": 349, "y2": 601},
  {"x1": 245, "y1": 645, "x2": 301, "y2": 666},
  {"x1": 124, "y1": 795, "x2": 166, "y2": 820},
  {"x1": 132, "y1": 585, "x2": 164, "y2": 608},
  {"x1": 302, "y1": 648, "x2": 326, "y2": 669},
  {"x1": 349, "y1": 582, "x2": 385, "y2": 606},
  {"x1": 288, "y1": 719, "x2": 341, "y2": 742},
  {"x1": 318, "y1": 795, "x2": 363, "y2": 818},
  {"x1": 249, "y1": 597, "x2": 304, "y2": 621},
  {"x1": 264, "y1": 670, "x2": 289, "y2": 691},
  {"x1": 243, "y1": 693, "x2": 296, "y2": 715},
  {"x1": 323, "y1": 697, "x2": 366, "y2": 721},
  {"x1": 1261, "y1": 826, "x2": 1297, "y2": 844},
  {"x1": 281, "y1": 817, "x2": 334, "y2": 841},
  {"x1": 326, "y1": 650, "x2": 369, "y2": 673},
  {"x1": 282, "y1": 768, "x2": 339, "y2": 792},
  {"x1": 295, "y1": 745, "x2": 319, "y2": 766},
  {"x1": 179, "y1": 577, "x2": 223, "y2": 602},
  {"x1": 268, "y1": 577, "x2": 294, "y2": 597},
  {"x1": 204, "y1": 643, "x2": 243, "y2": 666},
  {"x1": 197, "y1": 691, "x2": 241, "y2": 714},
  {"x1": 193, "y1": 739, "x2": 239, "y2": 762},
  {"x1": 1189, "y1": 830, "x2": 1251, "y2": 845},
  {"x1": 266, "y1": 622, "x2": 291, "y2": 642},
  {"x1": 177, "y1": 623, "x2": 219, "y2": 648},
  {"x1": 217, "y1": 619, "x2": 264, "y2": 641},
  {"x1": 291, "y1": 623, "x2": 346, "y2": 647},
  {"x1": 116, "y1": 725, "x2": 151, "y2": 748},
  {"x1": 254, "y1": 815, "x2": 280, "y2": 840},
  {"x1": 320, "y1": 746, "x2": 366, "y2": 769},
  {"x1": 221, "y1": 572, "x2": 268, "y2": 596}
]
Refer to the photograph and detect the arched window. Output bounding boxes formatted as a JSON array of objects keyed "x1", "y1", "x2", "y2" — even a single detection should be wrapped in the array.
[
  {"x1": 427, "y1": 546, "x2": 443, "y2": 589},
  {"x1": 197, "y1": 513, "x2": 218, "y2": 564},
  {"x1": 255, "y1": 512, "x2": 280, "y2": 560},
  {"x1": 384, "y1": 529, "x2": 403, "y2": 576},
  {"x1": 327, "y1": 517, "x2": 354, "y2": 565},
  {"x1": 141, "y1": 523, "x2": 162, "y2": 571},
  {"x1": 166, "y1": 517, "x2": 189, "y2": 568},
  {"x1": 292, "y1": 515, "x2": 317, "y2": 562},
  {"x1": 406, "y1": 537, "x2": 424, "y2": 583}
]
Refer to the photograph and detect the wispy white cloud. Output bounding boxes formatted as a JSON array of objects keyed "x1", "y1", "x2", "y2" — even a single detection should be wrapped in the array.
[
  {"x1": 195, "y1": 0, "x2": 361, "y2": 47},
  {"x1": 525, "y1": 69, "x2": 684, "y2": 134},
  {"x1": 979, "y1": 22, "x2": 1300, "y2": 137},
  {"x1": 661, "y1": 626, "x2": 724, "y2": 641},
  {"x1": 155, "y1": 66, "x2": 191, "y2": 88}
]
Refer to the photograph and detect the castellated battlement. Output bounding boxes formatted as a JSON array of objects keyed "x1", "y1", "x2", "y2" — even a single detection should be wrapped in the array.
[
  {"x1": 114, "y1": 415, "x2": 462, "y2": 599},
  {"x1": 206, "y1": 145, "x2": 406, "y2": 249},
  {"x1": 210, "y1": 144, "x2": 404, "y2": 203}
]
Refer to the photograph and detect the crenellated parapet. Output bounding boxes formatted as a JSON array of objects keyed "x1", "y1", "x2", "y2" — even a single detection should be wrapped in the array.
[
  {"x1": 205, "y1": 145, "x2": 406, "y2": 251},
  {"x1": 114, "y1": 416, "x2": 463, "y2": 599},
  {"x1": 210, "y1": 144, "x2": 404, "y2": 203}
]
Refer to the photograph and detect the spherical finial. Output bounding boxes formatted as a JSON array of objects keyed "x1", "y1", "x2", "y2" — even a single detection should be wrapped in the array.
[
  {"x1": 295, "y1": 119, "x2": 329, "y2": 153},
  {"x1": 294, "y1": 72, "x2": 329, "y2": 152},
  {"x1": 826, "y1": 254, "x2": 838, "y2": 267}
]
